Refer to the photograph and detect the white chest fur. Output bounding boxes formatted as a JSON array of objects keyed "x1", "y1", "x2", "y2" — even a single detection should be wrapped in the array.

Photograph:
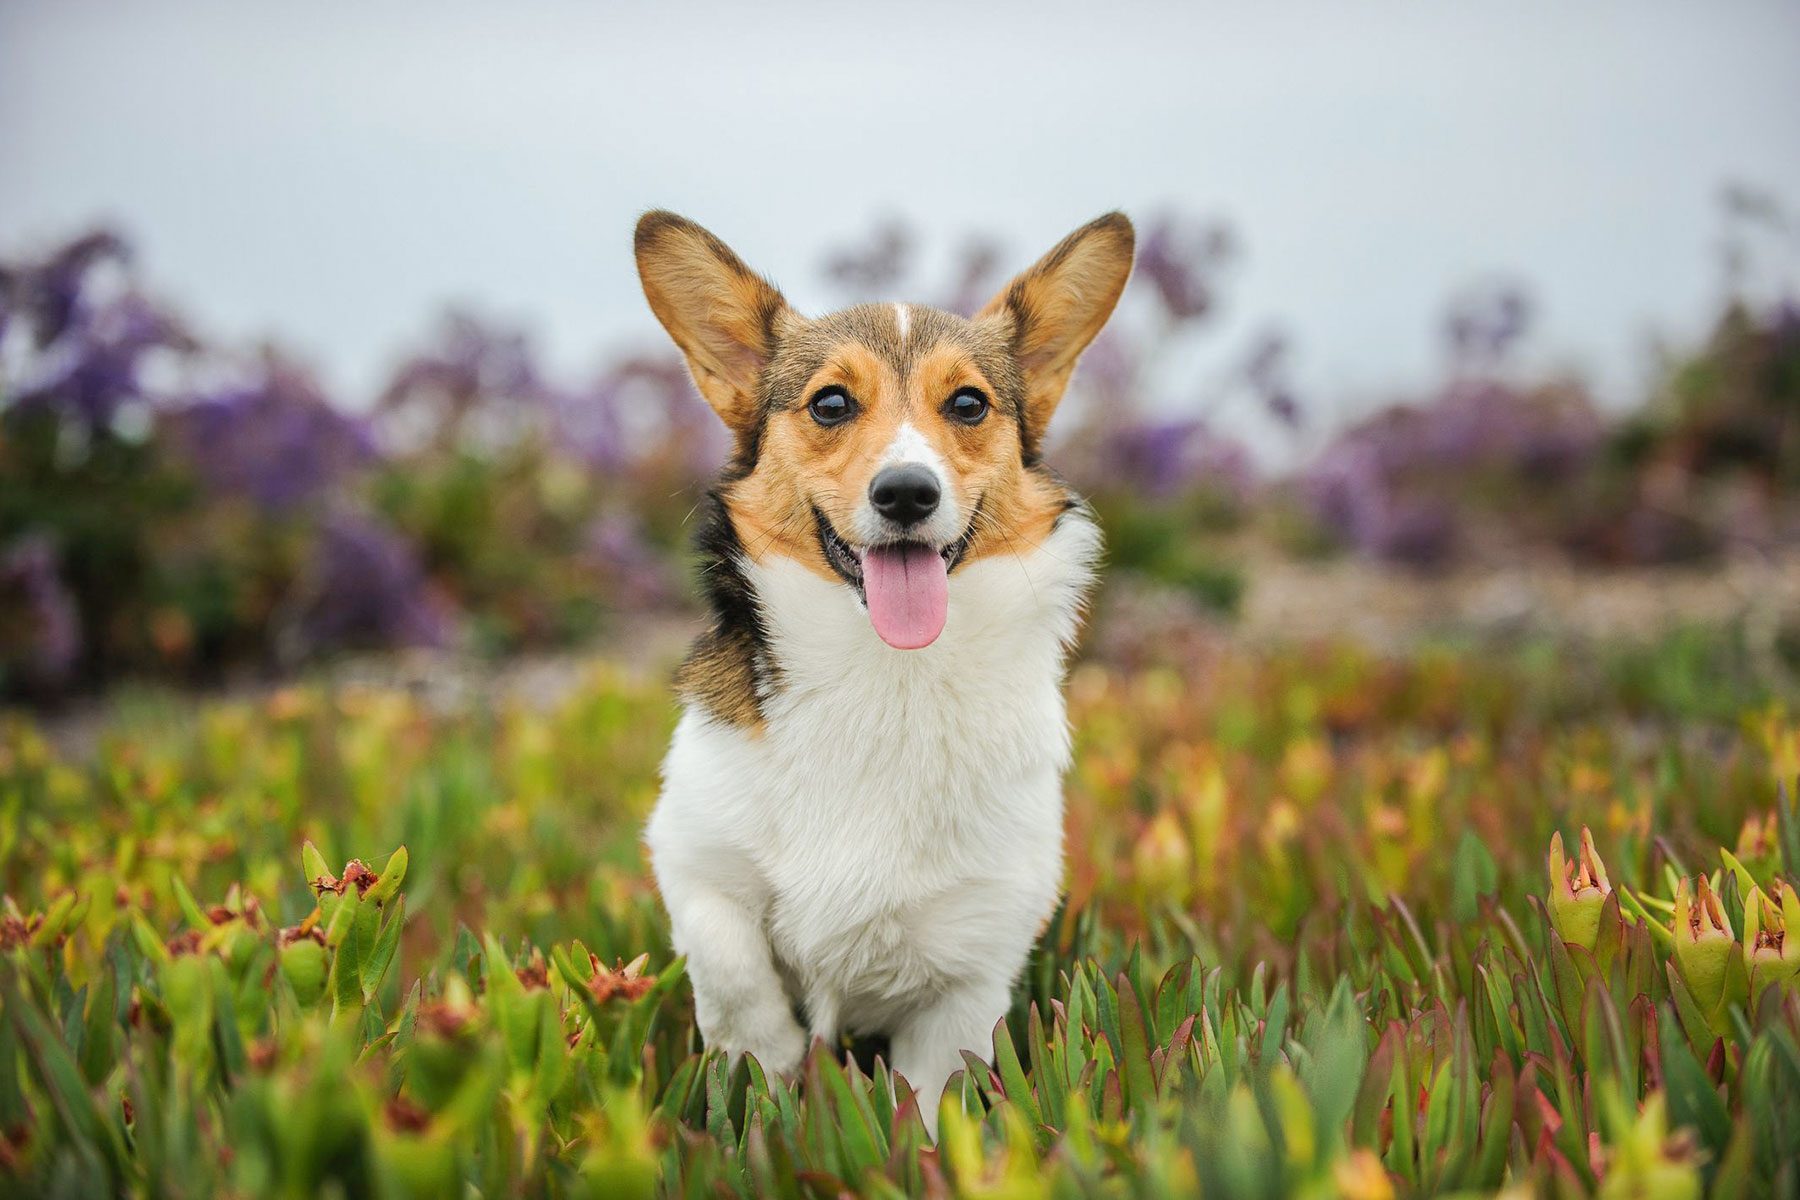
[{"x1": 647, "y1": 514, "x2": 1098, "y2": 1048}]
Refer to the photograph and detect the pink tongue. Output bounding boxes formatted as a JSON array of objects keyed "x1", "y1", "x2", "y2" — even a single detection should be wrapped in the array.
[{"x1": 861, "y1": 544, "x2": 949, "y2": 649}]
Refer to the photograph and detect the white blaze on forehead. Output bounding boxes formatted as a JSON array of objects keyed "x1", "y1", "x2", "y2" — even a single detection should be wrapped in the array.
[
  {"x1": 880, "y1": 421, "x2": 945, "y2": 473},
  {"x1": 893, "y1": 303, "x2": 909, "y2": 341}
]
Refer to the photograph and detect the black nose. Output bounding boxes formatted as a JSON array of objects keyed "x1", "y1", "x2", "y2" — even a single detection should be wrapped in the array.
[{"x1": 869, "y1": 464, "x2": 941, "y2": 527}]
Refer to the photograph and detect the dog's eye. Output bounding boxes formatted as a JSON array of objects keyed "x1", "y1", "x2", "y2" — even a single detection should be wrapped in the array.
[
  {"x1": 807, "y1": 387, "x2": 853, "y2": 426},
  {"x1": 945, "y1": 388, "x2": 989, "y2": 425}
]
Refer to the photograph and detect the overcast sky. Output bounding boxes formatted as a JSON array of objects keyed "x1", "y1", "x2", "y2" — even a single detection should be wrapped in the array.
[{"x1": 4, "y1": 1, "x2": 1798, "y2": 455}]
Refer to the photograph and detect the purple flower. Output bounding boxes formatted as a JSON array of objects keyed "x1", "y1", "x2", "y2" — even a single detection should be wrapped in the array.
[
  {"x1": 378, "y1": 310, "x2": 554, "y2": 451},
  {"x1": 2, "y1": 231, "x2": 194, "y2": 430},
  {"x1": 174, "y1": 361, "x2": 377, "y2": 511},
  {"x1": 1301, "y1": 374, "x2": 1603, "y2": 566},
  {"x1": 1302, "y1": 438, "x2": 1387, "y2": 546},
  {"x1": 554, "y1": 382, "x2": 627, "y2": 470},
  {"x1": 1243, "y1": 329, "x2": 1303, "y2": 430},
  {"x1": 391, "y1": 309, "x2": 545, "y2": 402},
  {"x1": 1443, "y1": 284, "x2": 1532, "y2": 364},
  {"x1": 563, "y1": 354, "x2": 720, "y2": 474},
  {"x1": 1244, "y1": 331, "x2": 1286, "y2": 385},
  {"x1": 1265, "y1": 391, "x2": 1301, "y2": 428},
  {"x1": 0, "y1": 535, "x2": 81, "y2": 686},
  {"x1": 1369, "y1": 499, "x2": 1455, "y2": 567},
  {"x1": 584, "y1": 512, "x2": 672, "y2": 608},
  {"x1": 296, "y1": 512, "x2": 450, "y2": 651},
  {"x1": 1087, "y1": 417, "x2": 1255, "y2": 501},
  {"x1": 938, "y1": 236, "x2": 1004, "y2": 317},
  {"x1": 10, "y1": 230, "x2": 130, "y2": 350},
  {"x1": 1301, "y1": 442, "x2": 1457, "y2": 567},
  {"x1": 0, "y1": 265, "x2": 14, "y2": 347},
  {"x1": 820, "y1": 221, "x2": 912, "y2": 297},
  {"x1": 1073, "y1": 329, "x2": 1137, "y2": 412},
  {"x1": 1136, "y1": 215, "x2": 1235, "y2": 324},
  {"x1": 9, "y1": 290, "x2": 192, "y2": 430},
  {"x1": 1772, "y1": 296, "x2": 1800, "y2": 344}
]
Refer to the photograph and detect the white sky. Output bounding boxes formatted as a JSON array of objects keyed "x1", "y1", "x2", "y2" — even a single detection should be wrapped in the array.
[{"x1": 3, "y1": 1, "x2": 1798, "y2": 458}]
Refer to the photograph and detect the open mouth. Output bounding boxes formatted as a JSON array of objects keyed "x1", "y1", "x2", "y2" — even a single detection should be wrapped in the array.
[
  {"x1": 814, "y1": 506, "x2": 978, "y2": 650},
  {"x1": 814, "y1": 508, "x2": 978, "y2": 594}
]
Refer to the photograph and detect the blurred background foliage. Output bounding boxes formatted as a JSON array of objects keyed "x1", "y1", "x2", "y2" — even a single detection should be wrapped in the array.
[{"x1": 3, "y1": 193, "x2": 1797, "y2": 698}]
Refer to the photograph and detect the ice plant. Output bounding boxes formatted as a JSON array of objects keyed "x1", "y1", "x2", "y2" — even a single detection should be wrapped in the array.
[
  {"x1": 1596, "y1": 1093, "x2": 1701, "y2": 1200},
  {"x1": 1548, "y1": 827, "x2": 1612, "y2": 949},
  {"x1": 5, "y1": 639, "x2": 1800, "y2": 1195},
  {"x1": 1671, "y1": 875, "x2": 1737, "y2": 1017},
  {"x1": 1132, "y1": 810, "x2": 1193, "y2": 906},
  {"x1": 1733, "y1": 812, "x2": 1782, "y2": 881},
  {"x1": 1744, "y1": 879, "x2": 1800, "y2": 994}
]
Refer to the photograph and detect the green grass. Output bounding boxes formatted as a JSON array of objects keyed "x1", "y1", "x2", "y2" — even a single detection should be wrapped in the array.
[{"x1": 3, "y1": 638, "x2": 1800, "y2": 1197}]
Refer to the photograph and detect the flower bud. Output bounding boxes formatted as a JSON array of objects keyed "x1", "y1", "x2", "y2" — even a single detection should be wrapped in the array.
[
  {"x1": 1548, "y1": 827, "x2": 1612, "y2": 949},
  {"x1": 1597, "y1": 1093, "x2": 1701, "y2": 1200},
  {"x1": 1743, "y1": 879, "x2": 1800, "y2": 995},
  {"x1": 1734, "y1": 813, "x2": 1780, "y2": 879},
  {"x1": 1671, "y1": 875, "x2": 1736, "y2": 1016},
  {"x1": 1132, "y1": 811, "x2": 1192, "y2": 907}
]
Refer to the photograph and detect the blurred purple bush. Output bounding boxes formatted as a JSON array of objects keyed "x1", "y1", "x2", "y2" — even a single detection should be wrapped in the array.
[
  {"x1": 296, "y1": 510, "x2": 452, "y2": 652},
  {"x1": 3, "y1": 203, "x2": 1797, "y2": 695},
  {"x1": 1298, "y1": 376, "x2": 1608, "y2": 567},
  {"x1": 0, "y1": 234, "x2": 696, "y2": 694},
  {"x1": 1295, "y1": 273, "x2": 1800, "y2": 568},
  {"x1": 174, "y1": 362, "x2": 378, "y2": 511}
]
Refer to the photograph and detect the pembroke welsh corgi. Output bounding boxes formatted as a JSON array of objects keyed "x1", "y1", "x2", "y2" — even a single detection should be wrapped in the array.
[{"x1": 635, "y1": 209, "x2": 1133, "y2": 1132}]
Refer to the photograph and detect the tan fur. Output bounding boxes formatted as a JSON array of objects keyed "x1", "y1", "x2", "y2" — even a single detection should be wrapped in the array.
[
  {"x1": 977, "y1": 212, "x2": 1136, "y2": 453},
  {"x1": 673, "y1": 626, "x2": 768, "y2": 730},
  {"x1": 634, "y1": 213, "x2": 795, "y2": 444},
  {"x1": 727, "y1": 336, "x2": 1060, "y2": 581}
]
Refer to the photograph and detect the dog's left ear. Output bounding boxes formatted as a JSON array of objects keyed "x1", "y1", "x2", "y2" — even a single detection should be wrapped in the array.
[{"x1": 978, "y1": 212, "x2": 1134, "y2": 453}]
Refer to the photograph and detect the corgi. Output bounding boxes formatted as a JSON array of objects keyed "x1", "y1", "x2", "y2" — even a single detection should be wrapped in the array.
[{"x1": 635, "y1": 209, "x2": 1134, "y2": 1132}]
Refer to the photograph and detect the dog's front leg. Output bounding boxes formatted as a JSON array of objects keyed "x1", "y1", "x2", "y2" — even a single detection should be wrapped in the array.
[
  {"x1": 891, "y1": 980, "x2": 1010, "y2": 1138},
  {"x1": 664, "y1": 880, "x2": 806, "y2": 1074}
]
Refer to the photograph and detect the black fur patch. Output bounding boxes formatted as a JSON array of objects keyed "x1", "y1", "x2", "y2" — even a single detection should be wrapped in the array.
[{"x1": 676, "y1": 477, "x2": 775, "y2": 727}]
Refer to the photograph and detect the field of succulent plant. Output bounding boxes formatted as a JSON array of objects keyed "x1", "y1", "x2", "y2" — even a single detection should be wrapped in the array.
[{"x1": 2, "y1": 633, "x2": 1798, "y2": 1197}]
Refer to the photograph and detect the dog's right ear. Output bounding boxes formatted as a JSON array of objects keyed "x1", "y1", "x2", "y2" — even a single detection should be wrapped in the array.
[{"x1": 635, "y1": 211, "x2": 794, "y2": 437}]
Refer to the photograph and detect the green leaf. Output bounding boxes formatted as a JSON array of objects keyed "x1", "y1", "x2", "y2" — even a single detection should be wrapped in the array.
[
  {"x1": 992, "y1": 1014, "x2": 1042, "y2": 1133},
  {"x1": 169, "y1": 874, "x2": 210, "y2": 932},
  {"x1": 330, "y1": 891, "x2": 379, "y2": 1016},
  {"x1": 366, "y1": 844, "x2": 409, "y2": 904},
  {"x1": 1473, "y1": 1049, "x2": 1514, "y2": 1189},
  {"x1": 77, "y1": 964, "x2": 117, "y2": 1085},
  {"x1": 819, "y1": 1051, "x2": 885, "y2": 1174},
  {"x1": 1299, "y1": 978, "x2": 1367, "y2": 1161},
  {"x1": 3, "y1": 975, "x2": 128, "y2": 1185},
  {"x1": 1351, "y1": 1021, "x2": 1400, "y2": 1148},
  {"x1": 302, "y1": 840, "x2": 331, "y2": 889},
  {"x1": 1659, "y1": 1005, "x2": 1730, "y2": 1157},
  {"x1": 1114, "y1": 973, "x2": 1157, "y2": 1110},
  {"x1": 1450, "y1": 830, "x2": 1499, "y2": 922},
  {"x1": 361, "y1": 895, "x2": 405, "y2": 1002}
]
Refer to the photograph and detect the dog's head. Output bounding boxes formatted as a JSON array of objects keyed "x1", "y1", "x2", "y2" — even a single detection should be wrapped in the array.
[{"x1": 635, "y1": 211, "x2": 1133, "y2": 649}]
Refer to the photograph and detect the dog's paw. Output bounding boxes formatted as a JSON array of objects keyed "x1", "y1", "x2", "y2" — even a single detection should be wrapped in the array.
[{"x1": 712, "y1": 1003, "x2": 806, "y2": 1076}]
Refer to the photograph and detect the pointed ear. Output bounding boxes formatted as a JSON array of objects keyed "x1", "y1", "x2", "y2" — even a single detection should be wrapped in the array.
[
  {"x1": 635, "y1": 211, "x2": 795, "y2": 436},
  {"x1": 978, "y1": 212, "x2": 1134, "y2": 451}
]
